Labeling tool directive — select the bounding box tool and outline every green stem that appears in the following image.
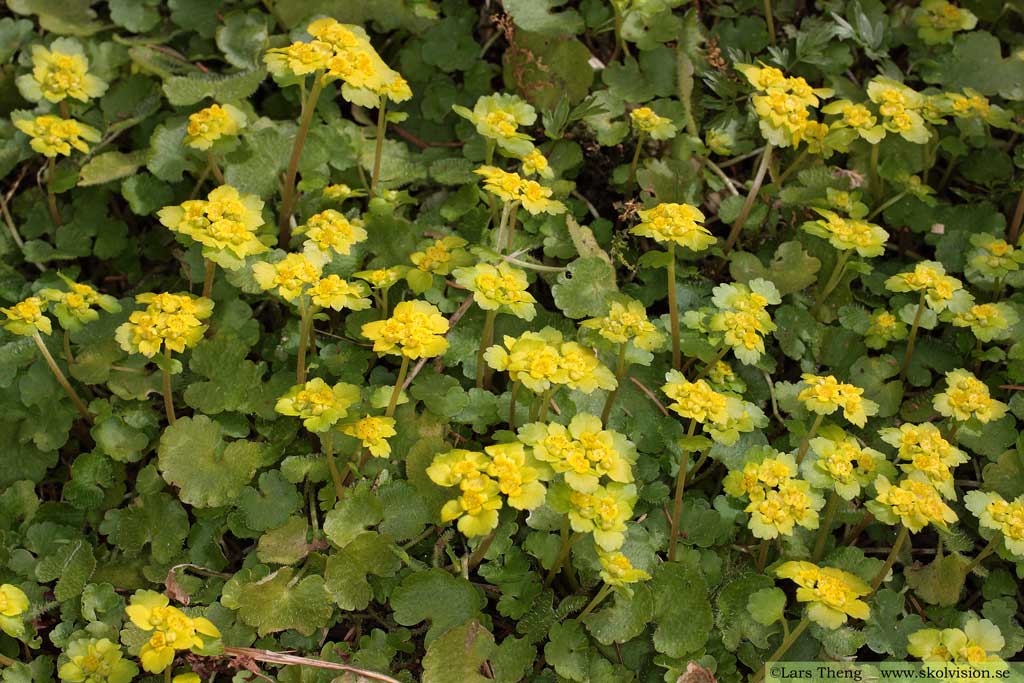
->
[963,534,1001,575]
[601,343,629,425]
[898,293,927,380]
[504,203,519,253]
[278,76,324,247]
[161,353,175,426]
[494,201,513,253]
[668,419,698,562]
[812,490,842,562]
[484,139,497,224]
[763,0,776,45]
[869,143,882,197]
[812,249,851,316]
[476,309,497,389]
[775,150,807,186]
[467,530,498,572]
[0,653,18,667]
[751,618,811,683]
[870,525,910,591]
[1008,186,1024,245]
[296,300,315,384]
[667,243,680,369]
[628,132,644,192]
[201,259,216,299]
[867,191,907,221]
[207,152,225,185]
[33,331,91,423]
[794,413,824,466]
[509,381,520,430]
[723,144,773,255]
[579,584,613,619]
[756,538,771,572]
[370,96,388,196]
[164,666,172,683]
[695,345,729,381]
[63,329,74,365]
[386,356,410,418]
[323,431,344,501]
[537,386,556,422]
[545,522,580,586]
[46,156,62,226]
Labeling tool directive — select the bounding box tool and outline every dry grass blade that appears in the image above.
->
[222,647,401,683]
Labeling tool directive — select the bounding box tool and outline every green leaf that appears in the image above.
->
[503,31,594,109]
[552,257,617,318]
[422,620,495,683]
[583,583,654,645]
[324,531,401,611]
[35,538,96,602]
[256,516,312,565]
[146,120,194,183]
[184,335,270,416]
[78,151,147,187]
[982,450,1024,498]
[99,493,189,563]
[157,415,263,508]
[747,587,786,626]
[717,573,776,649]
[92,416,149,463]
[651,555,712,657]
[729,242,821,297]
[109,0,161,32]
[236,470,303,532]
[864,589,923,658]
[8,0,103,35]
[920,31,1024,100]
[544,619,590,681]
[503,0,584,36]
[234,568,334,636]
[905,552,969,607]
[323,483,384,548]
[162,69,267,106]
[216,11,269,70]
[391,569,486,644]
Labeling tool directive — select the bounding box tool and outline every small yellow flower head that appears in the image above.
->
[708,280,781,365]
[361,300,449,359]
[802,209,889,257]
[275,377,361,433]
[597,549,651,587]
[453,262,536,320]
[558,342,617,393]
[885,260,963,312]
[0,583,28,638]
[868,475,958,533]
[1,296,52,336]
[252,253,323,302]
[452,93,537,156]
[518,413,635,493]
[115,293,213,358]
[803,430,886,500]
[18,39,107,103]
[518,179,566,216]
[14,115,100,158]
[341,415,397,457]
[581,298,664,351]
[58,638,138,683]
[410,236,471,276]
[265,39,335,78]
[864,309,908,349]
[775,562,871,629]
[553,481,637,551]
[866,77,930,144]
[39,277,121,332]
[474,166,524,203]
[426,449,491,488]
[723,451,798,499]
[662,369,729,424]
[798,374,878,427]
[484,328,568,394]
[745,478,824,539]
[125,590,220,673]
[908,618,1005,664]
[484,442,548,511]
[629,106,677,140]
[438,473,503,537]
[520,148,553,179]
[631,202,713,252]
[967,234,1024,280]
[354,267,404,290]
[879,422,966,499]
[308,275,371,312]
[965,490,1024,559]
[914,0,977,45]
[158,185,267,268]
[296,209,368,263]
[736,63,788,92]
[185,103,246,150]
[322,183,366,203]
[173,675,201,683]
[933,368,1008,423]
[820,100,885,144]
[949,302,1018,342]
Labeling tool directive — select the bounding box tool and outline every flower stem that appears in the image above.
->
[509,381,520,429]
[899,293,927,381]
[494,201,513,253]
[869,143,882,197]
[476,309,497,389]
[695,344,729,380]
[33,331,91,423]
[0,652,19,667]
[467,530,498,572]
[763,0,776,45]
[668,419,698,562]
[63,329,74,364]
[207,152,225,185]
[545,522,580,586]
[812,490,842,561]
[723,144,773,255]
[201,259,216,299]
[867,191,907,221]
[296,300,315,384]
[794,413,824,466]
[870,525,910,591]
[1008,186,1024,244]
[161,353,176,425]
[370,96,388,196]
[963,534,1001,575]
[627,132,644,192]
[323,431,344,501]
[386,356,411,418]
[751,618,811,683]
[46,157,62,226]
[667,243,681,369]
[164,667,172,683]
[775,150,808,186]
[537,386,556,422]
[756,537,771,572]
[278,76,324,247]
[601,343,629,425]
[579,584,613,619]
[811,249,851,317]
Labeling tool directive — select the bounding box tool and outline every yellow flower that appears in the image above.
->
[173,675,201,683]
[439,473,503,537]
[158,185,267,268]
[520,149,553,178]
[296,209,368,263]
[798,374,878,427]
[884,260,963,312]
[264,40,335,77]
[484,443,548,510]
[322,183,366,203]
[361,300,449,359]
[252,253,323,301]
[914,0,977,44]
[803,430,885,500]
[14,115,100,157]
[308,275,371,312]
[58,637,138,683]
[453,262,536,320]
[0,584,28,618]
[484,329,568,394]
[558,342,617,394]
[735,62,788,92]
[908,619,1004,664]
[410,236,471,276]
[864,309,908,349]
[185,103,246,150]
[776,561,871,629]
[518,413,635,493]
[745,478,824,539]
[879,423,966,499]
[39,277,121,332]
[868,475,958,532]
[629,106,677,140]
[126,590,219,673]
[518,179,566,216]
[933,368,1008,423]
[555,482,637,551]
[581,298,664,351]
[1,296,52,336]
[275,377,361,433]
[802,209,889,257]
[597,549,651,586]
[452,93,536,156]
[341,415,397,457]
[114,293,213,358]
[18,40,107,103]
[427,449,491,488]
[866,77,930,144]
[948,302,1018,342]
[631,202,714,251]
[724,451,798,499]
[662,370,729,424]
[820,100,885,144]
[708,280,781,365]
[475,166,525,202]
[965,490,1024,559]
[967,234,1024,280]
[354,267,404,290]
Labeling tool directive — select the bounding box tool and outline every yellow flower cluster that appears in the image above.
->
[708,279,781,365]
[519,149,553,179]
[551,481,638,551]
[885,260,964,312]
[0,583,29,638]
[581,298,664,351]
[296,209,368,264]
[474,166,566,215]
[308,274,371,312]
[724,449,824,539]
[265,18,410,106]
[629,106,677,140]
[866,77,931,144]
[776,561,871,629]
[908,619,1004,664]
[597,549,651,587]
[820,100,885,145]
[126,591,220,673]
[737,63,833,148]
[340,415,397,457]
[879,423,967,499]
[159,185,268,268]
[184,103,246,150]
[518,413,636,494]
[58,637,138,683]
[803,428,885,500]
[410,236,471,276]
[361,300,449,359]
[868,475,958,533]
[452,93,537,156]
[453,262,536,320]
[14,115,100,157]
[965,490,1024,559]
[17,40,107,103]
[798,373,879,427]
[322,183,365,203]
[802,209,889,257]
[484,327,616,394]
[115,293,213,358]
[1,296,53,336]
[913,0,978,45]
[630,202,714,252]
[252,252,323,301]
[662,370,729,424]
[966,234,1024,281]
[427,444,547,536]
[933,368,1008,423]
[40,276,120,332]
[947,301,1018,342]
[864,309,908,349]
[275,377,361,433]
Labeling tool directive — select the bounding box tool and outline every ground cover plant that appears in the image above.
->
[3,0,1024,681]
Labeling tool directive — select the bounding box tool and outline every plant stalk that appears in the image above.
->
[750,618,811,683]
[46,157,62,226]
[202,259,216,299]
[278,77,324,247]
[899,293,927,380]
[794,413,824,466]
[627,132,644,192]
[386,356,411,418]
[33,331,91,423]
[579,584,613,619]
[812,249,851,316]
[668,419,698,562]
[963,534,1001,575]
[870,525,910,591]
[370,96,388,195]
[161,353,176,425]
[323,431,344,501]
[476,309,497,389]
[667,243,680,369]
[601,343,629,425]
[812,490,842,561]
[296,300,315,384]
[723,144,773,255]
